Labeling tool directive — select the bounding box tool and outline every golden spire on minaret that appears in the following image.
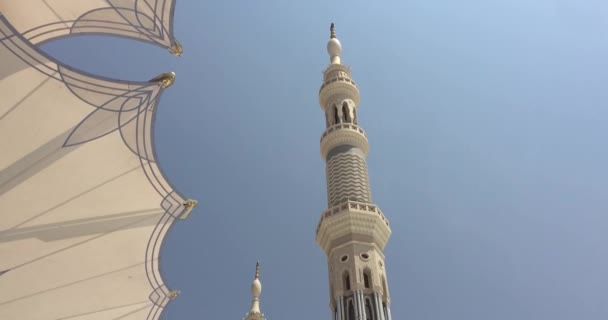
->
[254,261,260,279]
[330,22,336,39]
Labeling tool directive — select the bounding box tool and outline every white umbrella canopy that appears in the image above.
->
[0,0,182,54]
[0,13,192,320]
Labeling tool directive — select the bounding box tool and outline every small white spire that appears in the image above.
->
[246,261,264,320]
[327,23,342,64]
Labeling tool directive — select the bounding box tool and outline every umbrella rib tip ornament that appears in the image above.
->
[149,71,176,88]
[168,39,183,56]
[168,290,181,300]
[180,199,198,220]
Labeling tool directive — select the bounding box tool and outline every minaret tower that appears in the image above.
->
[316,24,393,320]
[244,262,265,320]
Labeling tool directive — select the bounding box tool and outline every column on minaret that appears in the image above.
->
[316,24,393,320]
[243,262,265,320]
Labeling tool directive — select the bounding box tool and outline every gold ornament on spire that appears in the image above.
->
[168,39,183,56]
[168,290,180,300]
[254,261,260,279]
[330,23,336,39]
[148,71,176,88]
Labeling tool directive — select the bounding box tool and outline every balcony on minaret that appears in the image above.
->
[319,64,361,132]
[319,66,358,94]
[320,123,368,161]
[316,200,391,254]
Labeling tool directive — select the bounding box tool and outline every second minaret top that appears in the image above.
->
[244,262,265,320]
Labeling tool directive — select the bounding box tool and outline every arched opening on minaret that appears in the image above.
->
[343,271,351,291]
[381,276,388,300]
[342,102,350,123]
[363,270,371,289]
[346,299,355,320]
[383,302,388,320]
[365,297,374,320]
[333,104,339,125]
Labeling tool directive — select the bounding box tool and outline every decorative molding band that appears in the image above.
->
[319,80,360,110]
[316,201,392,253]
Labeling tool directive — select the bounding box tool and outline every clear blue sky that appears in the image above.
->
[43,0,608,319]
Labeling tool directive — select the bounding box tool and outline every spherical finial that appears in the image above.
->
[327,23,342,62]
[251,261,262,298]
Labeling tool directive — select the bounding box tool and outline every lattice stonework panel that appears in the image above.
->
[326,151,372,207]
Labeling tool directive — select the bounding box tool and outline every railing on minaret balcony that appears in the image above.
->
[321,123,366,142]
[316,200,390,235]
[319,123,369,160]
[319,76,357,93]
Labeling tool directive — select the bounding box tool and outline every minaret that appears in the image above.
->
[316,24,393,320]
[244,262,265,320]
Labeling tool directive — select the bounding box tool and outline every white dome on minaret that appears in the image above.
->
[327,38,342,56]
[327,23,342,64]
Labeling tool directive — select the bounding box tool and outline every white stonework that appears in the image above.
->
[326,152,373,206]
[0,3,191,319]
[316,24,393,320]
[0,0,182,53]
[320,123,369,160]
[316,201,391,254]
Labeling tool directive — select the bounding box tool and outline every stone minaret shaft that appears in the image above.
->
[316,24,393,320]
